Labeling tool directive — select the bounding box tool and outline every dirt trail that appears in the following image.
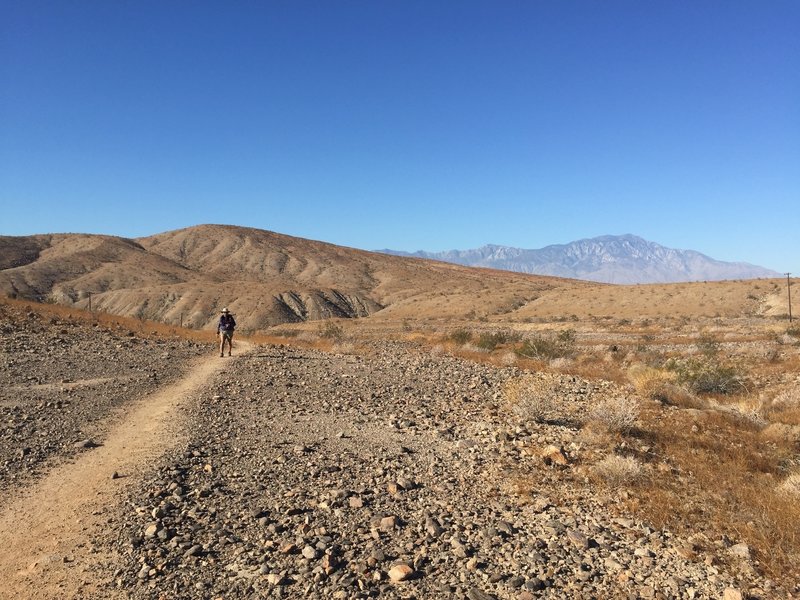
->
[0,349,242,599]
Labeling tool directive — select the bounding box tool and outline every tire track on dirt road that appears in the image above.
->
[0,349,245,599]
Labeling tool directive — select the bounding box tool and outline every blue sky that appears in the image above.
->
[1,2,798,273]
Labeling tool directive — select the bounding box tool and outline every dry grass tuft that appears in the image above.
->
[505,376,562,424]
[584,396,639,434]
[764,386,800,426]
[779,472,800,497]
[628,364,675,400]
[590,454,644,487]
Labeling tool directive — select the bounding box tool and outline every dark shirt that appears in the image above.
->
[218,314,236,332]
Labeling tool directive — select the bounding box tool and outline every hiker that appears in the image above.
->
[217,307,236,357]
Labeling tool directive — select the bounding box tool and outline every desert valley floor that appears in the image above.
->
[1,297,799,599]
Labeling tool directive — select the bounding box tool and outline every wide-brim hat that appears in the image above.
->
[221,308,230,313]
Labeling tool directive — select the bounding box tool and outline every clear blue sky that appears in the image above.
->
[1,1,798,273]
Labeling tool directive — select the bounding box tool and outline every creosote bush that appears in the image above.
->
[664,357,748,395]
[448,329,472,345]
[516,329,575,360]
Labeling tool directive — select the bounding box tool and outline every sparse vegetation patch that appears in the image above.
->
[448,328,472,345]
[585,396,640,433]
[505,376,562,424]
[317,321,344,341]
[590,454,644,487]
[665,357,749,395]
[515,329,575,360]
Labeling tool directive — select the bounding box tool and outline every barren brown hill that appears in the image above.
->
[0,234,199,301]
[0,225,577,329]
[0,225,789,330]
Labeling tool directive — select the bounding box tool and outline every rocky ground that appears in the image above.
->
[100,343,779,599]
[0,302,791,599]
[0,303,203,495]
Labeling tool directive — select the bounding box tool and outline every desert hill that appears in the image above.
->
[0,225,578,330]
[0,225,790,330]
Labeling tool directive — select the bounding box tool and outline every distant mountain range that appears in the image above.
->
[379,235,780,284]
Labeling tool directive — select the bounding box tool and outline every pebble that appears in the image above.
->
[388,563,414,582]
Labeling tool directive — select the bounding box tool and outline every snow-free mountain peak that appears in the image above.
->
[380,235,779,284]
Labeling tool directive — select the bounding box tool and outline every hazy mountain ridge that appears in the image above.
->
[382,234,780,284]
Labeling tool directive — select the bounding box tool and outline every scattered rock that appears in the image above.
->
[388,563,414,582]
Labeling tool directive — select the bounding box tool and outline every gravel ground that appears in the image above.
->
[0,301,788,599]
[0,303,203,495]
[97,342,782,599]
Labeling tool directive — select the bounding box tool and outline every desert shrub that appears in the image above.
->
[499,352,517,366]
[449,329,472,345]
[628,364,675,401]
[665,357,748,395]
[331,341,355,355]
[590,455,643,486]
[697,334,721,357]
[505,377,561,424]
[585,396,639,433]
[318,321,344,340]
[516,329,575,360]
[476,332,505,351]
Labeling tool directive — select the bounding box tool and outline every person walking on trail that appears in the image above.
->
[217,308,236,357]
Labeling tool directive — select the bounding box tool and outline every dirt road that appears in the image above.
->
[0,351,231,599]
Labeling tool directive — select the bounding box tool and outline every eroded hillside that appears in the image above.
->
[1,225,577,329]
[0,225,789,332]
